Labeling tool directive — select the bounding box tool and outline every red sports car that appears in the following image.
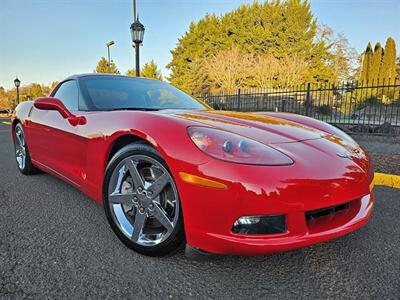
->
[12,74,374,256]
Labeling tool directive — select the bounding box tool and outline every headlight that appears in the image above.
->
[187,127,293,166]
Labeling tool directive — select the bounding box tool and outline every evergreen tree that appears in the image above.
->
[141,60,163,80]
[126,61,163,80]
[380,37,397,84]
[167,0,334,94]
[125,68,136,77]
[167,14,222,94]
[380,38,397,101]
[370,42,383,84]
[95,57,120,74]
[359,43,373,84]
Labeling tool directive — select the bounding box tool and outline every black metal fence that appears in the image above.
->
[197,79,400,135]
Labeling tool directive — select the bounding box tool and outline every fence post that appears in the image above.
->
[281,99,286,112]
[305,82,311,116]
[237,88,241,111]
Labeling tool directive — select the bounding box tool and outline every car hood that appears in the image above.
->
[167,110,330,145]
[164,109,370,178]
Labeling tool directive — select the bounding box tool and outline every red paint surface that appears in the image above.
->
[13,101,374,255]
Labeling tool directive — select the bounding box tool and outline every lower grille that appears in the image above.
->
[305,202,350,221]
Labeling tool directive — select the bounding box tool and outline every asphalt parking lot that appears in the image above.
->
[0,120,399,299]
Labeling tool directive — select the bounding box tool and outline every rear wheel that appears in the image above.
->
[14,123,40,175]
[103,143,185,256]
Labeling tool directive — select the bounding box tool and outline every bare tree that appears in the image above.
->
[278,54,309,87]
[252,53,280,89]
[203,46,253,92]
[203,48,308,92]
[316,24,358,82]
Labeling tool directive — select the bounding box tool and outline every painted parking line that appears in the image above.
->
[1,121,11,125]
[374,173,400,189]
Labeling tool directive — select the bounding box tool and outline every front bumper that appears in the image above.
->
[175,146,374,255]
[186,193,373,255]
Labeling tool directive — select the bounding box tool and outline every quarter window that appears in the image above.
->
[54,80,79,111]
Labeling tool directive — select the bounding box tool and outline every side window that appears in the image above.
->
[54,80,79,111]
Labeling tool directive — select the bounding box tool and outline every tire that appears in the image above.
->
[103,142,185,256]
[14,123,40,175]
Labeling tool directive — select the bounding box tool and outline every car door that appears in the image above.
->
[28,80,86,187]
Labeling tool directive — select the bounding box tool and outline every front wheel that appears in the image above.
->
[103,143,185,256]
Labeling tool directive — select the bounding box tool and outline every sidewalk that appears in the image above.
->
[353,134,400,175]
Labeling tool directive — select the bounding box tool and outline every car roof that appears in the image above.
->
[64,73,160,82]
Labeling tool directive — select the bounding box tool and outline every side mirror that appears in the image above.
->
[34,97,72,118]
[33,97,86,126]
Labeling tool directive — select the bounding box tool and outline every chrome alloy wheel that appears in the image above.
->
[107,155,179,247]
[15,125,26,170]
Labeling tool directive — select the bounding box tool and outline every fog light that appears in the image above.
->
[232,215,286,234]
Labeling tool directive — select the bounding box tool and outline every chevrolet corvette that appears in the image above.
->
[12,74,374,256]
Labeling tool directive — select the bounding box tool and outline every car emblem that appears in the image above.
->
[337,151,352,159]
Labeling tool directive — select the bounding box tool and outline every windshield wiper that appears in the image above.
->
[104,107,160,111]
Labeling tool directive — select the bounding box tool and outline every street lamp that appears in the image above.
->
[14,77,20,107]
[130,17,145,76]
[106,41,115,73]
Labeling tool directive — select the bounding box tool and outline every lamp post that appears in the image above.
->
[14,77,20,107]
[130,0,145,77]
[106,41,115,73]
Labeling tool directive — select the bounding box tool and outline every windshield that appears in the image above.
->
[78,76,207,111]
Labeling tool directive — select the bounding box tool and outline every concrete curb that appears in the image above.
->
[374,172,400,189]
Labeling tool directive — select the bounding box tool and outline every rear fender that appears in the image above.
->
[11,101,34,143]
